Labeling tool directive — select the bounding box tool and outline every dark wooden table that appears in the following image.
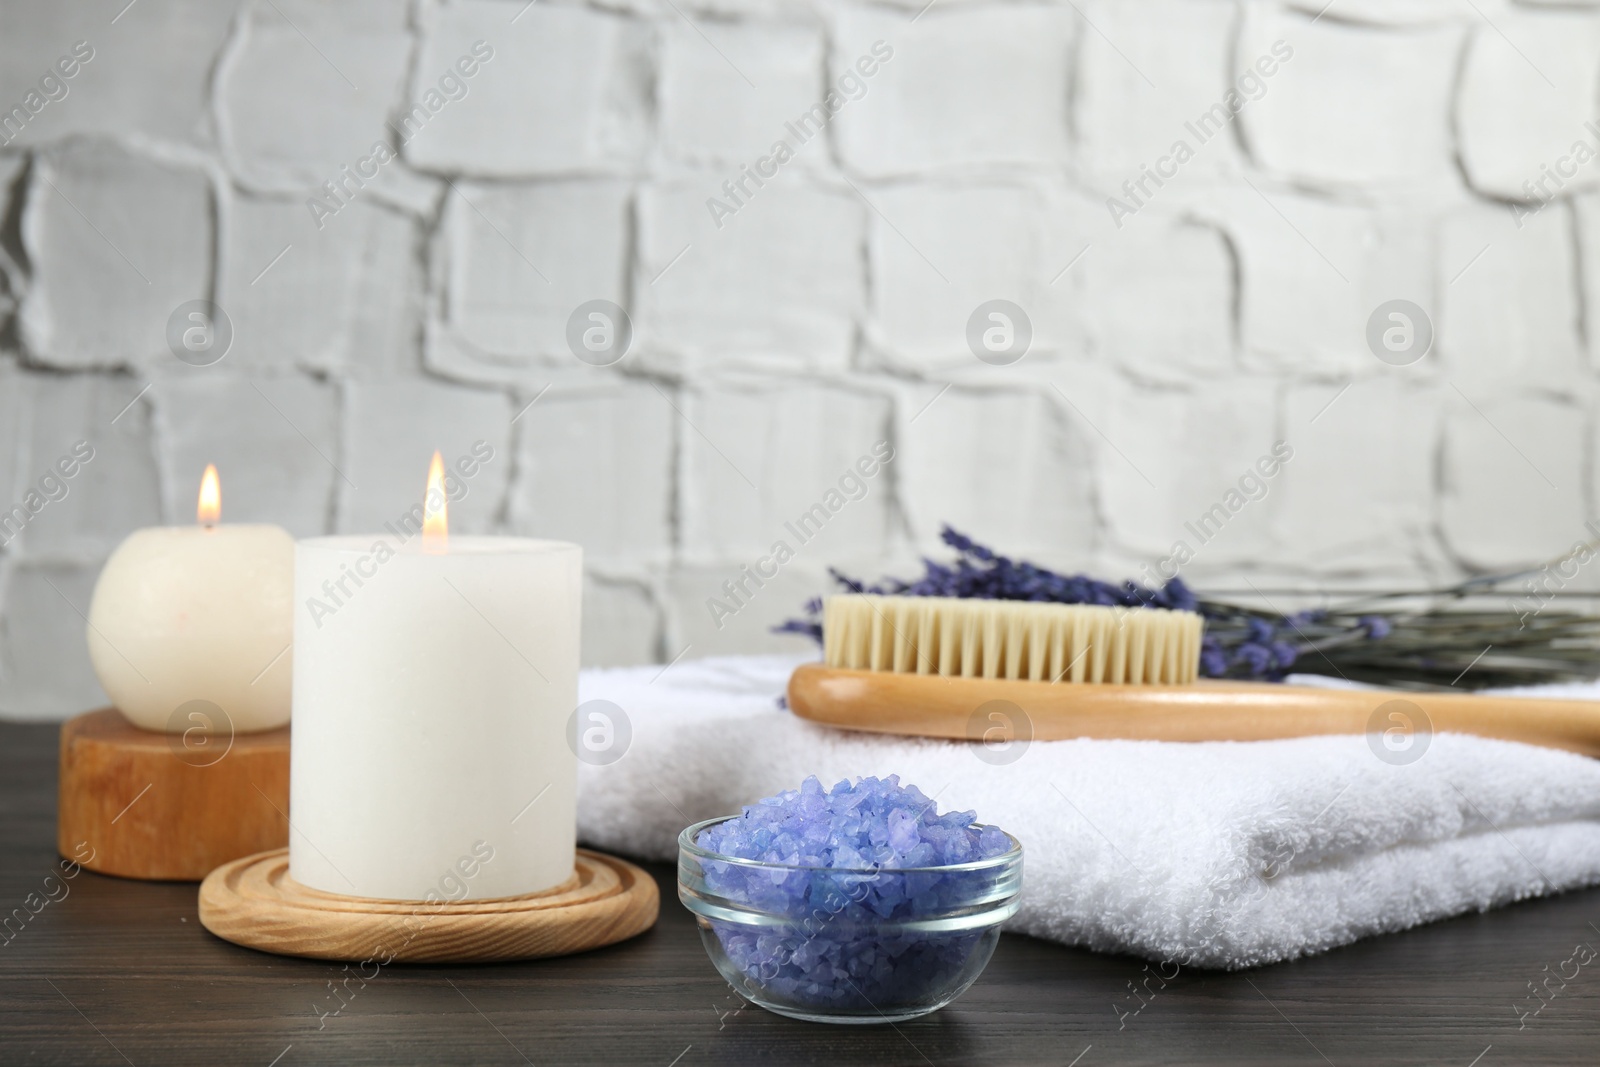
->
[3,722,1598,1065]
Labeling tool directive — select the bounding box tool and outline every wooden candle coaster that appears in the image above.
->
[198,848,660,963]
[58,708,289,881]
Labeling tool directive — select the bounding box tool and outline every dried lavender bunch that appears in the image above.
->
[1256,593,1600,690]
[773,527,1600,689]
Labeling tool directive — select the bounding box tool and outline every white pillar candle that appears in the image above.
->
[87,465,293,734]
[289,528,582,901]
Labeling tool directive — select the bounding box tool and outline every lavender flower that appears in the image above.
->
[1358,615,1392,640]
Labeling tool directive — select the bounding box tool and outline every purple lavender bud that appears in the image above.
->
[1161,576,1199,612]
[1237,643,1273,677]
[941,525,995,562]
[828,567,867,594]
[771,619,823,642]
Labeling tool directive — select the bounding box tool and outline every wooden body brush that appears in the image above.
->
[786,595,1600,757]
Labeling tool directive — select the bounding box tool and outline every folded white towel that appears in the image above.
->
[576,654,1600,969]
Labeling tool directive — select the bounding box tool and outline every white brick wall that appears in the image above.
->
[865,183,1054,369]
[20,142,214,369]
[510,379,674,566]
[222,197,423,374]
[677,380,893,560]
[1441,396,1587,571]
[1098,376,1279,566]
[1276,376,1439,573]
[659,19,824,165]
[432,179,631,367]
[1079,218,1234,384]
[153,374,339,535]
[1439,201,1586,391]
[217,1,413,187]
[0,2,234,147]
[1074,0,1239,183]
[338,378,512,534]
[2,0,1598,718]
[635,180,864,372]
[403,2,652,176]
[1239,11,1462,187]
[0,369,162,555]
[898,385,1096,560]
[831,6,1073,176]
[1457,11,1600,200]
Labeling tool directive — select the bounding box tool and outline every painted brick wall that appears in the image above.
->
[0,0,1594,718]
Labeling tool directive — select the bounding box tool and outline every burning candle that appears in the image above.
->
[86,465,295,733]
[290,453,582,901]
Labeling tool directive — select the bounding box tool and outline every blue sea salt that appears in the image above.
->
[694,776,1014,1014]
[700,775,1011,871]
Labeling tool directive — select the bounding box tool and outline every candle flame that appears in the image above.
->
[422,451,448,551]
[197,464,221,526]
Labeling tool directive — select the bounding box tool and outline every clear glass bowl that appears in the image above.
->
[677,815,1023,1024]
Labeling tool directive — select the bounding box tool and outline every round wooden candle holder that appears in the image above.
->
[198,848,659,963]
[57,708,290,881]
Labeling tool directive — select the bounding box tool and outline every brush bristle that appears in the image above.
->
[823,594,1203,685]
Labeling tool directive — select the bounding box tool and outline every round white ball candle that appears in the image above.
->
[289,482,581,900]
[86,465,294,734]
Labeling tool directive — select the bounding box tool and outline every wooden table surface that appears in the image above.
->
[3,721,1599,1066]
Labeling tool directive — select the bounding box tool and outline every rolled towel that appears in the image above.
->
[576,654,1600,969]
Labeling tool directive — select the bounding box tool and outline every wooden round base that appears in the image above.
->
[198,848,660,963]
[58,708,290,881]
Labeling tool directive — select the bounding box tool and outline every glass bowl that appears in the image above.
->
[677,815,1023,1024]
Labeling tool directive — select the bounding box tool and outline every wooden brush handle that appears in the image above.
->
[787,664,1600,757]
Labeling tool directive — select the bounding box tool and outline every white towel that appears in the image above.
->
[575,654,1600,969]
